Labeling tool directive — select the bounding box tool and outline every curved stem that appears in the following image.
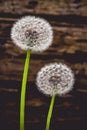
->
[46,95,56,130]
[20,50,31,130]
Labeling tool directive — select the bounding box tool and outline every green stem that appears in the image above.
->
[20,50,31,130]
[46,95,56,130]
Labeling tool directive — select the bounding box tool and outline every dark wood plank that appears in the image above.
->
[0,0,87,130]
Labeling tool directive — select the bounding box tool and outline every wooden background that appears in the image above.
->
[0,0,87,130]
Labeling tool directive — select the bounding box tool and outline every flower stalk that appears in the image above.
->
[46,95,56,130]
[20,50,31,130]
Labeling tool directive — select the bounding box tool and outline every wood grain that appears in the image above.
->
[0,0,87,130]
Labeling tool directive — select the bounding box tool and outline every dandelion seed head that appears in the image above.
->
[36,63,74,96]
[11,16,53,52]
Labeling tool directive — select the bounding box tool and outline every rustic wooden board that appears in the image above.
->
[0,0,87,130]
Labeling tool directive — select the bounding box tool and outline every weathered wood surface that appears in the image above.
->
[0,0,87,130]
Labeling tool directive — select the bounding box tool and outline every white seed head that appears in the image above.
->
[36,63,74,96]
[11,16,53,52]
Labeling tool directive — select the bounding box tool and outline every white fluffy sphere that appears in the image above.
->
[11,16,53,52]
[36,63,74,96]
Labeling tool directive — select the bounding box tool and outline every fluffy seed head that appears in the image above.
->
[36,63,74,96]
[11,16,53,52]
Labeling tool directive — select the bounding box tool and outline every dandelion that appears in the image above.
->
[11,16,53,130]
[36,62,74,96]
[36,62,74,130]
[11,16,53,52]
